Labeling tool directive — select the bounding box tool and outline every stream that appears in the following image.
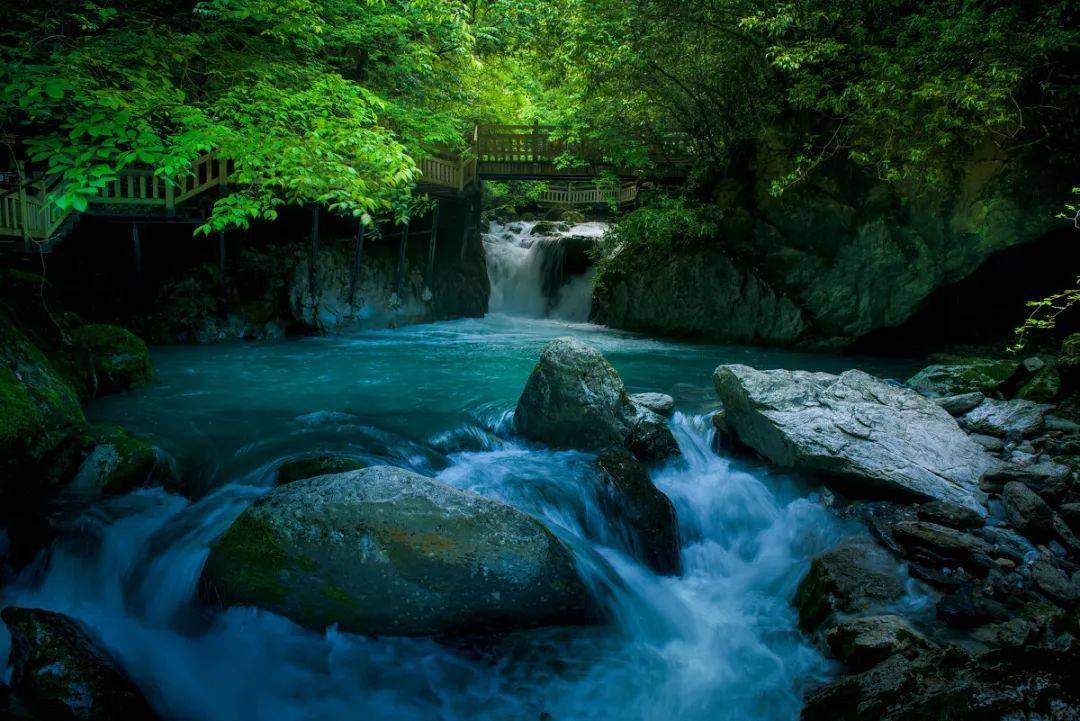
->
[0,221,921,721]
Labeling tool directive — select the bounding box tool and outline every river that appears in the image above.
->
[0,221,920,721]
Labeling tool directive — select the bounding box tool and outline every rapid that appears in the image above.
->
[0,221,919,721]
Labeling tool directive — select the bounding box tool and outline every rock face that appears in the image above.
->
[713,365,995,512]
[200,466,594,636]
[71,324,153,395]
[592,148,1062,347]
[2,606,158,721]
[794,537,906,631]
[514,338,679,462]
[906,359,1018,398]
[594,450,680,575]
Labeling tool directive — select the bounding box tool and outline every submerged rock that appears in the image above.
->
[275,454,366,485]
[200,466,594,636]
[2,606,158,721]
[514,337,679,462]
[794,537,907,632]
[713,365,994,512]
[594,450,680,575]
[71,324,153,396]
[906,358,1018,397]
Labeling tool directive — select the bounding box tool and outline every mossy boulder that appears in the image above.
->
[70,424,174,496]
[0,313,86,493]
[906,358,1019,398]
[794,537,907,632]
[2,606,159,721]
[275,454,367,485]
[1016,366,1061,403]
[71,324,153,396]
[199,466,595,636]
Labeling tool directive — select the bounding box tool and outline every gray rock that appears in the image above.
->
[794,537,906,632]
[906,359,1018,397]
[2,607,159,721]
[1023,356,1048,374]
[1030,559,1079,605]
[933,392,985,416]
[916,500,985,530]
[1003,482,1055,540]
[982,461,1072,502]
[515,338,679,462]
[970,617,1033,648]
[628,392,675,418]
[199,466,594,636]
[960,398,1046,438]
[1060,503,1080,533]
[891,521,996,576]
[972,525,1036,565]
[275,454,366,485]
[825,615,935,670]
[969,433,1004,452]
[1044,415,1080,433]
[713,365,994,513]
[594,450,680,575]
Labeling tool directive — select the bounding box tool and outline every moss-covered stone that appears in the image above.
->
[595,450,680,574]
[275,454,366,485]
[0,312,86,492]
[72,323,153,395]
[906,358,1020,397]
[200,466,595,636]
[2,607,159,721]
[1016,366,1061,403]
[70,424,173,496]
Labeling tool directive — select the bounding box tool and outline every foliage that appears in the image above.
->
[591,196,722,291]
[482,180,550,220]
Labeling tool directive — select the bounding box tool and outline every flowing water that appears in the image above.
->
[1,223,921,720]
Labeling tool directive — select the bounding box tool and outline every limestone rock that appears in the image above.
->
[200,466,594,636]
[515,338,679,462]
[2,607,158,721]
[594,450,680,575]
[794,537,906,632]
[628,392,675,418]
[960,398,1046,438]
[933,392,985,416]
[713,364,994,512]
[906,359,1018,398]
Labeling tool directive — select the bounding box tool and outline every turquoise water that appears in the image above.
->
[0,312,921,721]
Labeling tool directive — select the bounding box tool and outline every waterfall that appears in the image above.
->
[483,220,607,322]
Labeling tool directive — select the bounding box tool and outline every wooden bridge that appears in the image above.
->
[1,124,685,248]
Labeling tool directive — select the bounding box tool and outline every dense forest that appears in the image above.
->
[2,2,1080,721]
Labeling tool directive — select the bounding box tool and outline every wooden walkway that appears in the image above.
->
[2,124,682,247]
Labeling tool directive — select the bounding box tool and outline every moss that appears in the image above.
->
[1016,367,1061,403]
[907,358,1019,396]
[71,323,153,395]
[201,510,292,605]
[72,424,168,495]
[275,454,366,485]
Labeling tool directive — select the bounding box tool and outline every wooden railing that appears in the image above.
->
[535,181,638,207]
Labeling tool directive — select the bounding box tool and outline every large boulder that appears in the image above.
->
[514,338,679,462]
[794,537,907,632]
[199,466,594,636]
[713,365,995,512]
[906,358,1019,398]
[594,450,680,574]
[71,324,153,396]
[2,607,158,721]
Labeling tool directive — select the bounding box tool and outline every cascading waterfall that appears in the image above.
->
[0,319,921,721]
[483,220,608,321]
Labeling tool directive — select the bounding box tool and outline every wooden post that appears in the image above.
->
[308,205,319,304]
[18,185,30,249]
[164,180,175,216]
[132,223,143,294]
[348,222,366,309]
[218,230,229,318]
[532,119,540,170]
[426,201,440,286]
[396,220,409,298]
